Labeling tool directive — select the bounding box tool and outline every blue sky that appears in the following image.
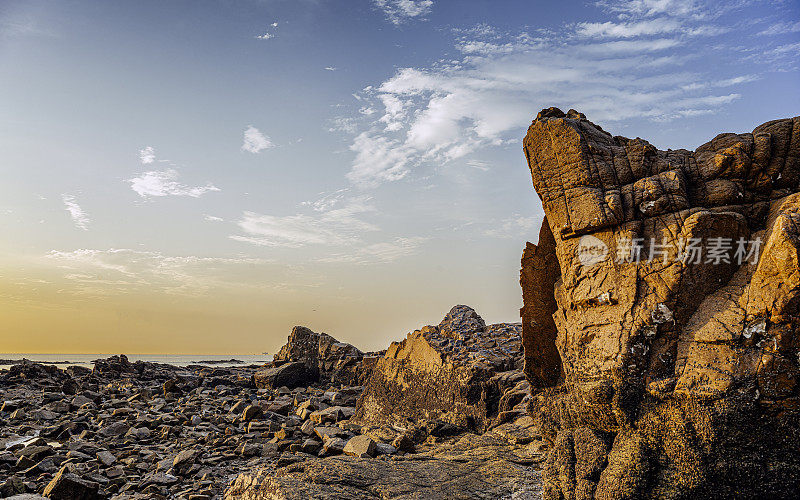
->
[0,0,798,354]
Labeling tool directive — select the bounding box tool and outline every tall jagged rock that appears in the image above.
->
[520,108,800,499]
[354,305,524,433]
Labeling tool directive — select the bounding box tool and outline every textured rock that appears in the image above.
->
[342,435,377,458]
[355,305,523,432]
[521,108,800,499]
[42,466,100,499]
[224,432,542,500]
[252,362,316,390]
[270,326,372,386]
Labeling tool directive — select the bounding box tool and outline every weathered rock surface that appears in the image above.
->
[225,431,543,500]
[521,108,800,499]
[355,305,525,432]
[265,326,374,387]
[253,362,316,390]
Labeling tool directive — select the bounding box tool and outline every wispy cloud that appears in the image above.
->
[203,214,224,222]
[62,195,90,231]
[483,215,538,238]
[318,237,426,264]
[575,18,682,38]
[241,125,274,153]
[255,22,279,40]
[139,146,155,164]
[466,159,490,171]
[127,170,220,198]
[759,21,800,36]
[231,197,378,248]
[373,0,434,25]
[46,249,275,296]
[325,66,338,71]
[339,1,770,188]
[595,0,704,19]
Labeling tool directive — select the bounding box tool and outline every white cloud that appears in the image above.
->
[484,215,538,238]
[347,132,413,187]
[343,3,764,187]
[255,33,274,40]
[231,197,378,248]
[300,188,350,212]
[241,125,274,153]
[596,0,703,19]
[373,0,434,25]
[466,159,490,171]
[318,237,426,264]
[759,21,800,36]
[46,249,275,296]
[139,146,155,164]
[575,18,682,38]
[325,66,337,71]
[204,214,224,222]
[62,195,90,231]
[127,169,220,198]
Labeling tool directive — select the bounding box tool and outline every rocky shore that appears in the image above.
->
[0,306,542,500]
[3,109,798,500]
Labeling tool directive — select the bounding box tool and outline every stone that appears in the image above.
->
[300,419,316,435]
[125,426,151,440]
[520,108,800,499]
[172,448,201,475]
[391,434,415,452]
[98,421,129,438]
[252,362,316,390]
[70,395,93,408]
[355,305,523,432]
[342,435,377,458]
[96,451,116,467]
[242,404,263,421]
[42,466,100,500]
[320,437,346,456]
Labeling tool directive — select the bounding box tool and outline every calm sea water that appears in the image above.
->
[0,353,272,370]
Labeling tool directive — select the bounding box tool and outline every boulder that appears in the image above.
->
[253,362,316,390]
[354,305,523,432]
[42,466,99,500]
[343,435,377,458]
[520,108,800,499]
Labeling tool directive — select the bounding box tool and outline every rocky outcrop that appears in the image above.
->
[255,327,371,390]
[225,431,542,500]
[354,305,525,433]
[521,108,800,498]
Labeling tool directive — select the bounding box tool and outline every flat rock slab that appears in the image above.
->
[225,433,542,500]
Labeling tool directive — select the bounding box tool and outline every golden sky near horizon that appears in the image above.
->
[2,0,797,355]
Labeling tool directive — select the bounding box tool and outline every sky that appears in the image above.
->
[0,0,798,355]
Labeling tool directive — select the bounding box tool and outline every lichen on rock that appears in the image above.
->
[520,107,800,499]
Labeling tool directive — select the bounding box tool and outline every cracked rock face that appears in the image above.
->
[354,305,524,433]
[520,108,800,499]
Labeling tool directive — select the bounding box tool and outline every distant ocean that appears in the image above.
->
[0,353,272,370]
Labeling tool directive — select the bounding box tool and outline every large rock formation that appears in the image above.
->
[354,305,525,433]
[255,326,372,390]
[520,108,800,498]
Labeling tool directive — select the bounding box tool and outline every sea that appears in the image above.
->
[0,353,272,370]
